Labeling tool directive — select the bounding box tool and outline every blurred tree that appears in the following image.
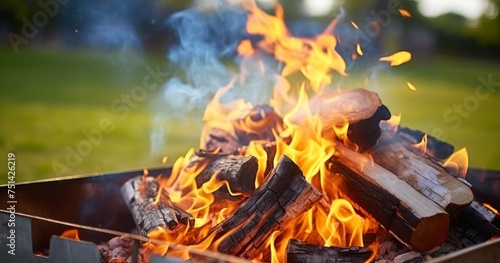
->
[469,0,500,45]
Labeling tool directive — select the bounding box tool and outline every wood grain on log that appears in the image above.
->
[309,88,391,152]
[202,128,244,154]
[121,176,194,236]
[203,155,322,259]
[370,127,473,218]
[286,239,372,263]
[327,144,449,252]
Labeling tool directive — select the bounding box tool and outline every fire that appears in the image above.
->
[146,1,392,261]
[407,81,417,91]
[443,147,469,179]
[483,203,500,216]
[379,51,412,66]
[413,134,428,155]
[60,229,80,241]
[398,9,412,17]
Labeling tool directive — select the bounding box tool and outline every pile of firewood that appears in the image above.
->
[119,88,499,262]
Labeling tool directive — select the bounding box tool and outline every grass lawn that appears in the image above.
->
[1,47,500,184]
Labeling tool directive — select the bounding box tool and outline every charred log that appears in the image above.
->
[370,126,473,218]
[202,128,244,155]
[286,239,372,263]
[188,153,258,206]
[327,144,449,252]
[310,88,391,152]
[203,155,322,259]
[449,203,500,247]
[121,176,194,236]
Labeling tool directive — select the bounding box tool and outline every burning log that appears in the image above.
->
[286,239,372,263]
[188,152,258,206]
[203,155,322,259]
[309,88,391,152]
[202,128,244,154]
[396,126,455,161]
[370,127,474,218]
[328,144,449,252]
[449,202,500,247]
[202,105,284,154]
[121,176,195,236]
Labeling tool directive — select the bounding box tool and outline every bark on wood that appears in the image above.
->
[121,176,194,236]
[286,239,372,263]
[396,126,455,160]
[327,144,449,252]
[203,155,322,259]
[310,88,391,152]
[449,203,500,247]
[188,153,258,206]
[370,127,473,218]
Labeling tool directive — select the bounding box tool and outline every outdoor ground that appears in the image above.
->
[1,47,499,184]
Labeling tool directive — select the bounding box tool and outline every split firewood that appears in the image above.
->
[327,144,449,252]
[202,155,322,259]
[370,126,473,218]
[286,239,372,263]
[449,203,500,247]
[396,126,455,161]
[187,152,258,207]
[121,176,194,236]
[309,88,391,152]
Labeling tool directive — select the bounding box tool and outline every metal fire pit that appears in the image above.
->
[0,167,499,262]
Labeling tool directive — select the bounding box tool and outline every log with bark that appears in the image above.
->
[286,239,372,263]
[202,155,322,259]
[396,126,455,161]
[187,152,258,207]
[309,88,391,152]
[370,125,474,218]
[121,176,195,236]
[327,144,449,252]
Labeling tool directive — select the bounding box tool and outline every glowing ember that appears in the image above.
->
[483,203,500,216]
[399,9,412,17]
[356,43,364,56]
[407,81,417,91]
[379,51,412,66]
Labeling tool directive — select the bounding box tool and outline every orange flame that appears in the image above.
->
[147,1,390,260]
[413,134,428,155]
[443,147,469,179]
[61,229,80,241]
[399,9,412,17]
[483,203,500,216]
[384,113,402,133]
[379,51,412,66]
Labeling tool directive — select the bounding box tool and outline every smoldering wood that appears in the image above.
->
[121,176,194,236]
[396,126,455,160]
[203,155,322,259]
[286,239,372,263]
[202,128,244,154]
[470,200,498,223]
[449,203,500,247]
[309,88,391,152]
[188,153,258,206]
[232,104,284,145]
[370,127,473,219]
[327,144,449,252]
[465,168,500,214]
